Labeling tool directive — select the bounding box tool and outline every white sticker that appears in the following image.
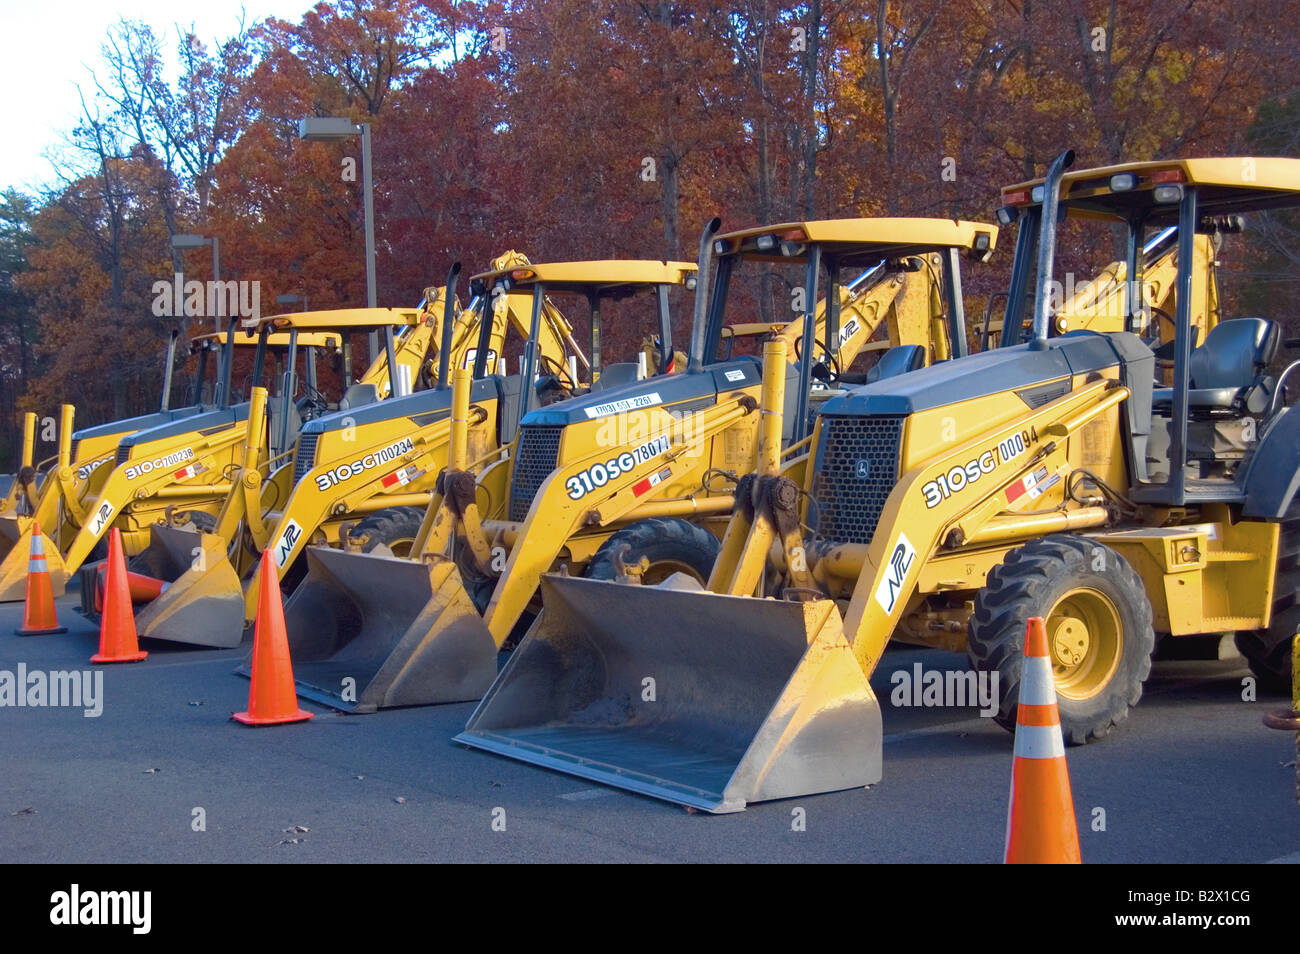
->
[274,519,303,568]
[124,447,195,480]
[874,532,916,614]
[582,392,662,419]
[838,316,861,346]
[565,437,670,500]
[89,500,115,537]
[314,438,415,492]
[724,369,746,382]
[462,348,498,373]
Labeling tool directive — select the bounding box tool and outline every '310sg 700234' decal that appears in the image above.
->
[565,437,670,500]
[921,429,1032,509]
[314,438,414,492]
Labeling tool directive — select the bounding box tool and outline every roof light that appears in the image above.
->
[684,276,698,291]
[713,239,730,256]
[1031,185,1045,203]
[779,240,806,257]
[780,228,807,242]
[754,234,778,252]
[1109,172,1138,192]
[510,268,535,281]
[1153,184,1184,204]
[1002,190,1030,206]
[996,205,1020,226]
[1150,168,1184,185]
[973,231,992,251]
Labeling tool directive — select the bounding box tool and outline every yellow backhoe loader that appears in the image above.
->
[121,255,669,647]
[271,217,1000,712]
[0,301,446,603]
[454,153,1300,812]
[0,332,267,561]
[0,329,347,597]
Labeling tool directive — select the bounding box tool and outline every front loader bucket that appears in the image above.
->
[0,525,66,602]
[125,526,246,648]
[0,515,23,562]
[455,575,883,813]
[251,545,497,713]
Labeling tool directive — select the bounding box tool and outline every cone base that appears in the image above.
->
[232,709,314,726]
[16,625,67,636]
[91,650,148,664]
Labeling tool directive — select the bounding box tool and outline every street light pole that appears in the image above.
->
[298,116,379,360]
[361,123,377,359]
[161,265,179,411]
[170,232,220,411]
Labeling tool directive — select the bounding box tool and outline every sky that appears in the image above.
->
[0,0,312,192]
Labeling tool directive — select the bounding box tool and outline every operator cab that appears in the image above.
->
[466,259,697,434]
[702,218,998,442]
[243,305,427,462]
[1001,156,1300,507]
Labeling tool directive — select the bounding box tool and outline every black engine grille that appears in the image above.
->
[115,444,131,467]
[809,414,904,545]
[294,432,320,484]
[509,425,564,522]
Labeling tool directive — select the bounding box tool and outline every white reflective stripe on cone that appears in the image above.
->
[1012,723,1066,759]
[1019,655,1058,705]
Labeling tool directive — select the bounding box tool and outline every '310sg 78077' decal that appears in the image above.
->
[920,429,1033,509]
[565,437,670,500]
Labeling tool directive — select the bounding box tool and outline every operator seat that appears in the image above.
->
[339,383,381,411]
[589,362,641,393]
[866,344,927,384]
[1152,317,1279,419]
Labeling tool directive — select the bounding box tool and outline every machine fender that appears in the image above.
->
[1243,406,1300,519]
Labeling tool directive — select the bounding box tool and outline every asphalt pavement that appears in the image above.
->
[1,585,1297,864]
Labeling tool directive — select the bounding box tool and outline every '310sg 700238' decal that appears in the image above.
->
[565,437,670,500]
[920,430,1032,509]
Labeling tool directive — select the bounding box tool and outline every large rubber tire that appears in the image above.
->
[1235,502,1300,692]
[348,507,425,558]
[968,535,1155,745]
[584,517,721,586]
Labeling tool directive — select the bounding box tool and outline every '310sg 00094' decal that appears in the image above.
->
[920,430,1032,509]
[314,438,415,492]
[566,437,670,500]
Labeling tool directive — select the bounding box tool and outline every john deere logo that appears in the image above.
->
[856,458,871,479]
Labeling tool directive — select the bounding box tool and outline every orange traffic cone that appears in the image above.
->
[16,521,66,636]
[90,528,148,664]
[92,566,168,613]
[233,550,313,726]
[1004,616,1081,864]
